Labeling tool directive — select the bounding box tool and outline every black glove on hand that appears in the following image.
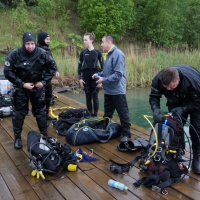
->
[171,107,184,117]
[153,109,165,123]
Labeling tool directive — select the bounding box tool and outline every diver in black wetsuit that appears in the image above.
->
[149,65,200,174]
[37,31,60,120]
[78,33,103,116]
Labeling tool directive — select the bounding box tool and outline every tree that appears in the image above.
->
[132,0,184,47]
[182,0,200,49]
[77,0,135,41]
[36,0,56,24]
[11,0,36,36]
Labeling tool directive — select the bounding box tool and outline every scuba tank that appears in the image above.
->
[0,106,13,117]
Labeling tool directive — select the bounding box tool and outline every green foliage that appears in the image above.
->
[132,0,184,47]
[35,0,56,24]
[2,0,200,51]
[50,40,68,50]
[182,0,200,49]
[25,0,38,6]
[0,54,6,65]
[1,0,21,7]
[77,0,135,41]
[68,33,83,49]
[11,0,37,36]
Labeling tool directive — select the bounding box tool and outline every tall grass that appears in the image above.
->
[52,45,200,88]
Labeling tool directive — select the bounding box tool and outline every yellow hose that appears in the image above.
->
[143,115,159,160]
[49,106,75,120]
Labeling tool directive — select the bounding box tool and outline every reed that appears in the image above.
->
[52,45,200,88]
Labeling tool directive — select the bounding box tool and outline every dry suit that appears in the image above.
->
[149,64,200,174]
[4,32,57,149]
[37,31,59,120]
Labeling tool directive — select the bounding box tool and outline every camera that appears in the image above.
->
[94,74,100,80]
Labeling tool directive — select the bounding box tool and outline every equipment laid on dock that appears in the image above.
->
[0,94,13,119]
[0,76,13,95]
[27,131,80,180]
[110,113,190,195]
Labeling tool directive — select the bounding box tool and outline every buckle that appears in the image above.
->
[162,189,168,195]
[152,186,168,195]
[152,185,161,193]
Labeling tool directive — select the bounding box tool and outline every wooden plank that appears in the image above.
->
[0,92,199,199]
[0,167,39,200]
[52,178,90,200]
[85,167,152,200]
[67,169,117,200]
[1,141,66,200]
[0,174,14,200]
[0,142,40,200]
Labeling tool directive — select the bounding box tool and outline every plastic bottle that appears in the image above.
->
[108,179,128,191]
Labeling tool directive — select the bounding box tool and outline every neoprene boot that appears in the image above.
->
[192,148,200,174]
[93,111,98,117]
[120,135,131,143]
[14,134,23,149]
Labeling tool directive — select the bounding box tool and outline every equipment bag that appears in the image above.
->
[0,95,13,118]
[65,117,122,146]
[110,115,188,195]
[55,108,91,136]
[27,131,78,175]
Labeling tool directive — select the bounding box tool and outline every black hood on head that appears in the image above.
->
[23,32,36,44]
[37,31,50,47]
[22,32,36,55]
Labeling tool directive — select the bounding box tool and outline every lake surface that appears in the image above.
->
[62,87,168,129]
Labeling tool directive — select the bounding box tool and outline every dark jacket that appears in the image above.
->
[149,64,200,111]
[4,46,57,87]
[37,44,59,74]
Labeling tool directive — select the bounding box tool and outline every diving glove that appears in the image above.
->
[153,109,165,123]
[171,107,186,117]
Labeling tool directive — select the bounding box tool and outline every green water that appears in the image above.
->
[63,88,168,129]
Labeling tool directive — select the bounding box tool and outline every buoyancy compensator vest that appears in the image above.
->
[110,114,189,195]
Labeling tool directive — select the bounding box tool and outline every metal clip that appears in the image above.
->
[154,154,161,162]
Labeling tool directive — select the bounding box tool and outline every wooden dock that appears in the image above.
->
[0,93,199,200]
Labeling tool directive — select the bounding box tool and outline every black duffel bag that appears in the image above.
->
[55,108,91,136]
[65,117,122,146]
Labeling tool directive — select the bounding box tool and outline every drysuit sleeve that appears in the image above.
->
[4,50,25,87]
[42,53,57,86]
[149,75,162,111]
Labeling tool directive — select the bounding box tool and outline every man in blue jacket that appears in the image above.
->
[94,35,131,142]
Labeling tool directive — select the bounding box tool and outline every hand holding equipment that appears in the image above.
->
[153,109,165,123]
